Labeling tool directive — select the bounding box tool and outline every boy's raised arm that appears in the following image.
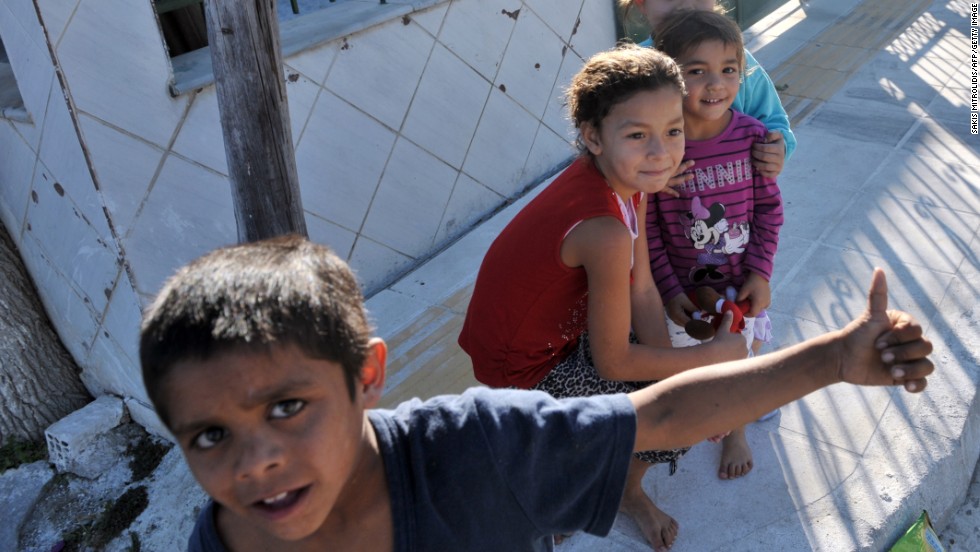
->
[628,268,934,452]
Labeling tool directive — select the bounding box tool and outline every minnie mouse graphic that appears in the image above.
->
[683,196,750,285]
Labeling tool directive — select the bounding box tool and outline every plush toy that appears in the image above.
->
[684,286,751,340]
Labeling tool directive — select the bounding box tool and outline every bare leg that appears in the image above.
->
[619,457,678,551]
[719,426,753,479]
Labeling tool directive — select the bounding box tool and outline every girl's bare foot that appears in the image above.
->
[620,484,679,551]
[719,427,753,479]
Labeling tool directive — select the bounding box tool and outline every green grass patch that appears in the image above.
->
[0,437,47,473]
[60,485,149,551]
[127,434,170,482]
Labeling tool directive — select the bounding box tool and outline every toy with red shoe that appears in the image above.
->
[684,285,751,340]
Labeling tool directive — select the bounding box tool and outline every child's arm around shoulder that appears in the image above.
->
[628,269,933,452]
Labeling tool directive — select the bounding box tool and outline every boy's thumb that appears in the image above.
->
[867,268,888,316]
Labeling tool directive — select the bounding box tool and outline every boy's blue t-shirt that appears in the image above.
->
[640,37,797,161]
[186,388,636,552]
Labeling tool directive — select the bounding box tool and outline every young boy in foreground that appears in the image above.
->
[140,235,933,552]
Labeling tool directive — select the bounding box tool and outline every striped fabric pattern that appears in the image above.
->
[646,111,784,302]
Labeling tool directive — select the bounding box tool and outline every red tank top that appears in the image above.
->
[459,157,639,388]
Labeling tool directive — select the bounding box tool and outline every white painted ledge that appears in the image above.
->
[169,0,446,96]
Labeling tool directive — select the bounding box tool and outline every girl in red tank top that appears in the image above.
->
[460,45,748,549]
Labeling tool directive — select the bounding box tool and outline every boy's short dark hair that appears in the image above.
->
[655,9,746,72]
[566,43,686,140]
[139,235,372,426]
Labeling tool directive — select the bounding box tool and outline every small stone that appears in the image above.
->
[0,461,54,551]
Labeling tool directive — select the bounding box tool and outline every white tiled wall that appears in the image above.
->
[542,51,583,138]
[35,86,108,242]
[171,89,229,176]
[463,88,541,196]
[494,8,566,118]
[15,232,101,364]
[78,114,166,237]
[295,89,398,230]
[0,0,615,425]
[0,0,55,151]
[433,172,504,247]
[24,158,120,316]
[306,212,358,260]
[570,0,618,58]
[35,0,81,48]
[283,68,322,145]
[349,235,415,293]
[439,0,517,81]
[402,43,490,168]
[526,124,577,185]
[0,123,35,228]
[528,0,582,39]
[323,17,433,131]
[56,0,189,149]
[122,154,238,298]
[363,138,459,256]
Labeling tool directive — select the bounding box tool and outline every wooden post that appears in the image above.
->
[204,0,308,241]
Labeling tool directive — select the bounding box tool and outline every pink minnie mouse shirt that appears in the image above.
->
[646,110,784,302]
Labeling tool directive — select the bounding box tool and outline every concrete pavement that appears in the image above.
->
[366,0,980,549]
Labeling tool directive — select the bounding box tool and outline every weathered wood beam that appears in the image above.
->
[204,0,308,242]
